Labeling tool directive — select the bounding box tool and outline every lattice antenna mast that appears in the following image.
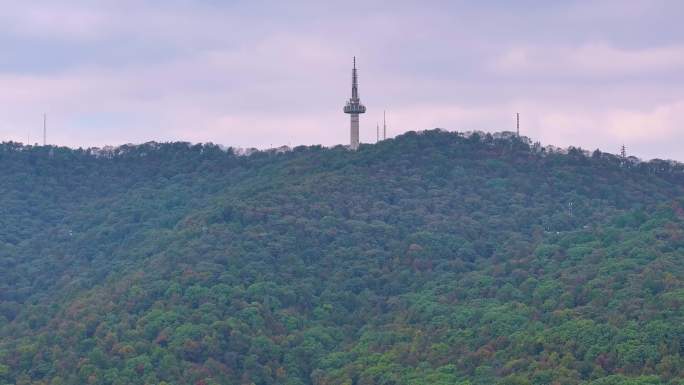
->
[516,113,520,137]
[376,123,379,143]
[621,144,627,158]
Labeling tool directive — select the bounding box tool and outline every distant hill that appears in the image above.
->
[1,130,683,385]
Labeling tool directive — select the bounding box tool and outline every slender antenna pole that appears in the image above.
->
[43,113,47,146]
[516,113,520,137]
[376,123,379,143]
[383,110,387,140]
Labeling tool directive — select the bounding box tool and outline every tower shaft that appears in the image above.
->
[350,114,360,150]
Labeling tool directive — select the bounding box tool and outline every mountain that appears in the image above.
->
[1,130,683,385]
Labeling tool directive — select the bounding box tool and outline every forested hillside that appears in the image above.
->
[1,130,684,385]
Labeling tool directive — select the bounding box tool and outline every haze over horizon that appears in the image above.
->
[1,0,683,160]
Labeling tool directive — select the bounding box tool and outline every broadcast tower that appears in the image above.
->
[343,57,366,150]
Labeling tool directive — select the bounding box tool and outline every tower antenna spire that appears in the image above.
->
[516,112,520,137]
[343,57,366,150]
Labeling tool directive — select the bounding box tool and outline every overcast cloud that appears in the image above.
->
[0,0,683,160]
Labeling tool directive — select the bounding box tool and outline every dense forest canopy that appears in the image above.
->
[1,130,684,385]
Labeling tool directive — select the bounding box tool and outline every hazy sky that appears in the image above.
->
[1,0,683,160]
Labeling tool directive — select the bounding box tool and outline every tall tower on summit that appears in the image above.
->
[343,57,366,150]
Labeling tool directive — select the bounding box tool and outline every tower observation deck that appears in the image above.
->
[343,57,366,150]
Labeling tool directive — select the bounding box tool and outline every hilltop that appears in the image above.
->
[1,130,683,385]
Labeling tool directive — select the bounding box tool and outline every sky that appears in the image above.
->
[0,0,683,160]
